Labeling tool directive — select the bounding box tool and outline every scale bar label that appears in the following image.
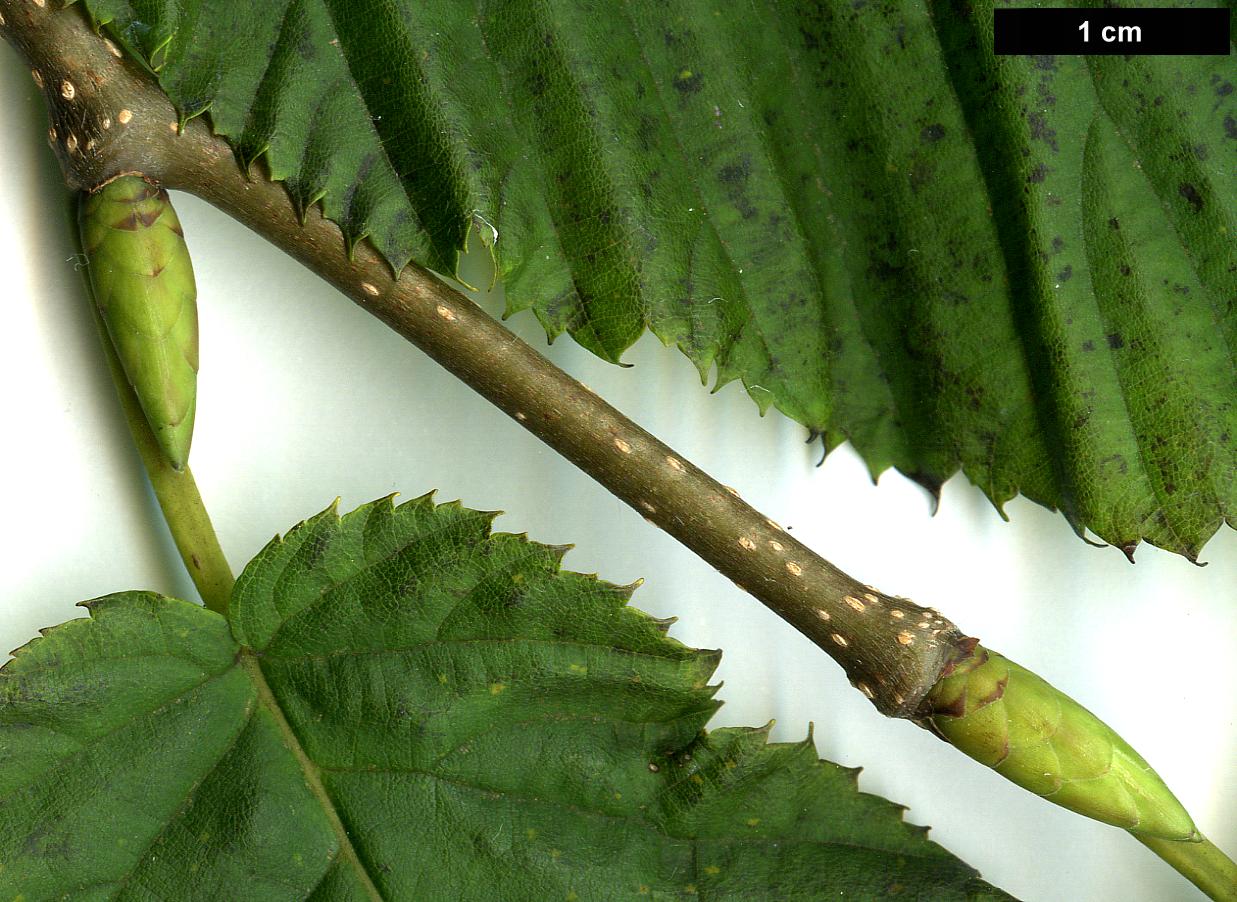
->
[994,8,1230,56]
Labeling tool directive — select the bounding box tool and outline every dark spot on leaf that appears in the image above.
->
[718,158,751,185]
[305,532,330,567]
[1106,333,1125,350]
[1082,340,1095,352]
[1217,81,1234,98]
[1032,55,1056,71]
[1100,453,1129,474]
[1178,182,1203,213]
[1109,217,1120,230]
[1120,264,1131,276]
[635,115,657,151]
[1027,113,1058,152]
[1026,163,1048,183]
[920,123,946,143]
[966,385,983,410]
[1225,115,1237,140]
[1056,265,1072,282]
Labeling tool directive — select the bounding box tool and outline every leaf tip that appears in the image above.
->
[650,615,678,634]
[615,576,644,595]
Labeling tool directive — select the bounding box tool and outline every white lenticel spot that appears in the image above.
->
[769,540,784,552]
[117,109,133,124]
[844,595,866,613]
[614,439,633,454]
[31,69,43,88]
[104,38,123,58]
[890,609,905,620]
[435,305,456,321]
[640,501,656,514]
[786,561,803,576]
[738,536,757,551]
[897,631,914,646]
[863,592,878,604]
[60,80,75,101]
[816,610,831,621]
[857,682,875,699]
[360,282,380,297]
[47,126,57,142]
[666,456,685,472]
[102,117,112,130]
[830,633,849,647]
[514,412,527,421]
[64,133,78,153]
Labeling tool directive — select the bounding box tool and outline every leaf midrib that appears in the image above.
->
[239,650,386,902]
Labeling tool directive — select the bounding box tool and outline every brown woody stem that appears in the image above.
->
[1,0,971,717]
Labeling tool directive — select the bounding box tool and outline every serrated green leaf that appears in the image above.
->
[72,0,1235,558]
[0,496,1012,900]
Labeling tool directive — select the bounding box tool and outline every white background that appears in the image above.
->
[0,47,1233,902]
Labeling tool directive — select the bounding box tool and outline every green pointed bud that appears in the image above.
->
[923,645,1197,841]
[79,177,199,470]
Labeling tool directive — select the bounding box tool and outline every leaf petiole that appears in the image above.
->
[1138,834,1237,902]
